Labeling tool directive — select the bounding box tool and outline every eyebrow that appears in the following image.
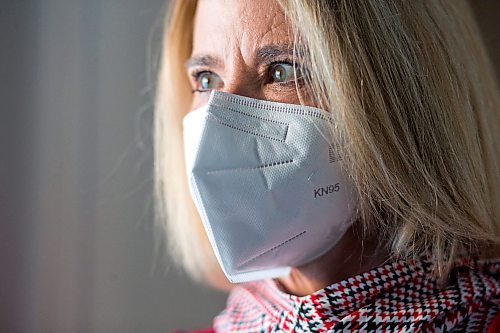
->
[185,44,304,70]
[256,44,295,62]
[184,55,222,70]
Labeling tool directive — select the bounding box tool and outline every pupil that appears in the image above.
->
[201,75,210,89]
[275,66,284,82]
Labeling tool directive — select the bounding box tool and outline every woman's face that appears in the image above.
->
[187,0,307,110]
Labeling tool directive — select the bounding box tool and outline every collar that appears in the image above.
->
[214,257,499,332]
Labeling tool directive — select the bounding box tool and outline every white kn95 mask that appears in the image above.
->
[182,91,357,283]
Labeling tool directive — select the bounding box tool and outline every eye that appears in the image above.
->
[193,71,222,92]
[269,63,295,83]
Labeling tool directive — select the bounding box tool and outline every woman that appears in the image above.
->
[155,0,500,331]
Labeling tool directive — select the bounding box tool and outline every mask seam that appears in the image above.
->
[213,91,327,115]
[212,96,331,122]
[209,101,289,126]
[238,230,308,269]
[209,115,288,142]
[206,159,294,174]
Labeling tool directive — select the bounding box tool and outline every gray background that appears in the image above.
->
[0,1,498,332]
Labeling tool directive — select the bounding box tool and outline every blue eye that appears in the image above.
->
[270,63,295,83]
[197,71,222,91]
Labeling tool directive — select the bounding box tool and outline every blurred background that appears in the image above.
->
[0,1,498,332]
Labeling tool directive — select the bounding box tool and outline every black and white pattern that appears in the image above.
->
[214,257,500,332]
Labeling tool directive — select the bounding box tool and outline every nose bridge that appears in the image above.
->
[221,58,264,100]
[222,80,264,101]
[221,86,257,100]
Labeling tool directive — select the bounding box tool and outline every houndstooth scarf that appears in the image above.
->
[214,257,499,332]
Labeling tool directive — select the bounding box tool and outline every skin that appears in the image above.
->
[187,0,388,296]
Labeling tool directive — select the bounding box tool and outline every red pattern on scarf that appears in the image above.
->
[214,257,499,332]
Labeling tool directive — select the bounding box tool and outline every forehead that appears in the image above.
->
[192,0,292,61]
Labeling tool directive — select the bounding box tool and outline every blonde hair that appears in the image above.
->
[154,0,500,284]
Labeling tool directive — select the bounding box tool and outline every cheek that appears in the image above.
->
[190,92,211,111]
[262,85,316,107]
[263,89,301,104]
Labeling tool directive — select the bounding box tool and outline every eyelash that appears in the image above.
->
[190,70,212,93]
[190,70,210,80]
[189,58,303,93]
[265,57,304,83]
[269,60,294,84]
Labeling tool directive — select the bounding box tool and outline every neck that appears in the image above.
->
[275,224,388,296]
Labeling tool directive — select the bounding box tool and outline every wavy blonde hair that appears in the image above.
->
[154,0,500,284]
